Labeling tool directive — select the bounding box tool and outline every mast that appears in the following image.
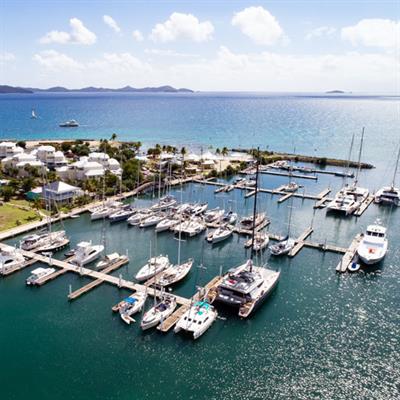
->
[354,127,365,187]
[249,147,260,270]
[344,133,355,187]
[391,144,400,189]
[177,154,184,265]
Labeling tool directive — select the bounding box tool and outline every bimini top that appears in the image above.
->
[194,301,210,315]
[125,297,138,304]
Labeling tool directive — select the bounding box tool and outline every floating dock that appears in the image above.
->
[336,234,363,273]
[259,170,318,180]
[289,227,314,257]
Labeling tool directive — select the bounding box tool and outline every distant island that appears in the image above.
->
[325,90,346,94]
[0,85,194,94]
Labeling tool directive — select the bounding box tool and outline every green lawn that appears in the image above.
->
[0,203,40,231]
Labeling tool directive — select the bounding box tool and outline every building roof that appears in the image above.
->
[43,181,80,194]
[37,145,56,152]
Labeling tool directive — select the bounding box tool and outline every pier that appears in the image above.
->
[288,227,314,257]
[335,234,363,272]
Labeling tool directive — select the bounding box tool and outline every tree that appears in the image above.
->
[221,147,229,156]
[1,186,15,201]
[16,140,26,149]
[21,177,35,193]
[181,147,187,156]
[61,142,72,152]
[110,133,117,141]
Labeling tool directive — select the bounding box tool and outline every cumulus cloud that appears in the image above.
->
[33,50,83,70]
[341,18,400,48]
[0,52,15,63]
[103,15,121,33]
[145,48,199,58]
[40,18,96,45]
[306,26,336,40]
[231,6,284,45]
[150,12,214,42]
[132,29,144,42]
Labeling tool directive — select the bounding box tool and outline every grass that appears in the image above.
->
[0,203,40,231]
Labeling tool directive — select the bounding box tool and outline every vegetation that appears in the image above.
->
[0,202,40,231]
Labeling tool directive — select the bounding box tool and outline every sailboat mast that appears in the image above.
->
[344,133,355,187]
[250,148,260,268]
[354,127,365,186]
[177,154,184,266]
[391,144,400,188]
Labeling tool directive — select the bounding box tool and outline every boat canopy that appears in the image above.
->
[125,297,138,304]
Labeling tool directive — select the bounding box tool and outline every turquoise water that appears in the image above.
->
[0,93,399,399]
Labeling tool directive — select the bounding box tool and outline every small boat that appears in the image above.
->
[155,217,179,232]
[270,236,295,256]
[59,119,79,128]
[70,214,80,219]
[108,207,135,223]
[245,232,269,251]
[140,213,165,228]
[206,226,233,244]
[357,225,388,265]
[96,252,127,270]
[157,258,193,286]
[26,267,56,285]
[119,292,147,324]
[135,255,170,282]
[348,262,361,272]
[140,295,177,330]
[31,109,37,119]
[70,241,104,266]
[282,182,299,192]
[221,211,237,224]
[174,301,218,339]
[0,248,25,275]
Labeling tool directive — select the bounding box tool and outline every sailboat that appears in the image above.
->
[327,128,369,215]
[211,151,280,318]
[119,292,147,324]
[375,144,400,206]
[31,109,37,119]
[140,292,177,330]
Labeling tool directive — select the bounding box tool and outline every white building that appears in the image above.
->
[0,142,24,159]
[88,152,121,175]
[56,157,105,181]
[35,145,67,168]
[1,153,45,176]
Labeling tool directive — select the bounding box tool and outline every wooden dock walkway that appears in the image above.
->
[289,227,314,257]
[68,256,129,300]
[259,170,318,180]
[336,234,362,272]
[278,192,293,203]
[233,219,270,236]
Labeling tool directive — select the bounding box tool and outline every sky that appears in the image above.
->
[0,0,399,92]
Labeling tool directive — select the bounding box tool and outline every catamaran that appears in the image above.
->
[327,129,369,215]
[375,144,400,206]
[174,301,218,339]
[211,153,280,317]
[357,225,388,265]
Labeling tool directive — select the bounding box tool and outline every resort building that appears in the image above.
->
[88,152,122,175]
[1,153,45,176]
[35,145,68,169]
[0,142,24,159]
[27,181,83,204]
[56,157,105,181]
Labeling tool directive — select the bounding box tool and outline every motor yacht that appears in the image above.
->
[174,301,218,340]
[357,225,388,265]
[70,241,104,266]
[0,248,25,275]
[59,119,79,128]
[96,252,127,270]
[135,255,170,282]
[119,292,147,324]
[140,295,177,330]
[26,267,56,285]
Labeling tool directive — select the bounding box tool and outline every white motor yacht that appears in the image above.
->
[135,255,170,282]
[70,241,104,266]
[174,301,218,340]
[0,248,25,275]
[157,258,193,286]
[119,292,147,324]
[357,225,388,265]
[206,226,233,244]
[26,267,56,285]
[140,295,177,330]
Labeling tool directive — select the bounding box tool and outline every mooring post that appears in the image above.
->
[69,284,72,296]
[118,274,122,288]
[219,265,223,277]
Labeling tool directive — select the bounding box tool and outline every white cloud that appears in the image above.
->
[231,6,284,45]
[341,18,400,48]
[40,18,96,45]
[103,15,121,34]
[150,12,214,43]
[132,29,144,42]
[145,48,199,58]
[0,52,15,63]
[33,50,83,70]
[306,26,336,40]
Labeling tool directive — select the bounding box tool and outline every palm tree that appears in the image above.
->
[180,146,187,156]
[110,133,117,141]
[221,147,229,157]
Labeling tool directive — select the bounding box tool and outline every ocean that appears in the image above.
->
[0,92,399,399]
